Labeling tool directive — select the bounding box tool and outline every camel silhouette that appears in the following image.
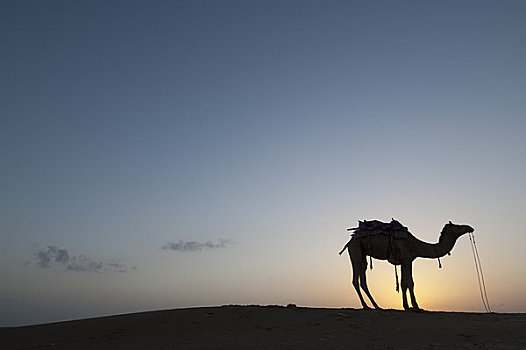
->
[340,221,474,310]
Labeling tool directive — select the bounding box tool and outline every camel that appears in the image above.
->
[339,221,474,311]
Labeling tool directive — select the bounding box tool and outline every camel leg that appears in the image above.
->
[401,263,411,310]
[406,264,420,310]
[349,251,370,309]
[409,284,420,310]
[401,262,420,310]
[352,262,370,309]
[359,268,381,309]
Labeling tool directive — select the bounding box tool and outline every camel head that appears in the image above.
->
[441,221,474,238]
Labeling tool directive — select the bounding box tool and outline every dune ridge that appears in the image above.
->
[2,305,525,349]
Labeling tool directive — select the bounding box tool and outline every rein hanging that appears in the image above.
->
[469,232,491,313]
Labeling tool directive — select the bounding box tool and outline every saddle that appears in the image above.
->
[348,218,409,239]
[348,219,409,264]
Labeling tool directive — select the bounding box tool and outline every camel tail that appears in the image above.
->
[339,241,350,255]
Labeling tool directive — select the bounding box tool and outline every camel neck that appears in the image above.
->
[415,232,458,259]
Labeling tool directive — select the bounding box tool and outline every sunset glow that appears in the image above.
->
[3,0,526,326]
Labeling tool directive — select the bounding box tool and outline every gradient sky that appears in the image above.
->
[2,0,526,326]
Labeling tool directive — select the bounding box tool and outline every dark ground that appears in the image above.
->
[2,305,525,349]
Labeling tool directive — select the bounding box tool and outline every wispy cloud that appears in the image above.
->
[32,246,136,273]
[162,239,233,252]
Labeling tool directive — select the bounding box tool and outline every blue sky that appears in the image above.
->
[2,0,526,326]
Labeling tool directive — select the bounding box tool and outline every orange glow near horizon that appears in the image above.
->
[328,251,502,313]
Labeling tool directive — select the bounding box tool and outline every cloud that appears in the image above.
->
[35,248,52,268]
[106,259,135,273]
[66,255,104,273]
[32,246,134,273]
[35,246,70,268]
[162,239,233,252]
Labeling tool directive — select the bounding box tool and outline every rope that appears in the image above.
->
[394,264,399,293]
[391,232,399,292]
[367,234,373,270]
[469,232,491,313]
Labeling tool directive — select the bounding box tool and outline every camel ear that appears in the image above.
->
[449,220,453,224]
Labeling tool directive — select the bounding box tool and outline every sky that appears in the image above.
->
[2,0,526,326]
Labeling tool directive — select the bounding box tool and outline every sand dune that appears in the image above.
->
[2,305,525,349]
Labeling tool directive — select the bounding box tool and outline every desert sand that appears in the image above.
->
[2,305,525,349]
